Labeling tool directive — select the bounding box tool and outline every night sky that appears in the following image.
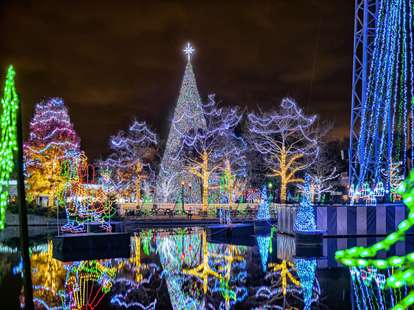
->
[0,1,354,161]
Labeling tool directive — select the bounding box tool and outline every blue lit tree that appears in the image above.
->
[294,174,316,232]
[257,185,270,221]
[99,120,157,203]
[176,94,247,211]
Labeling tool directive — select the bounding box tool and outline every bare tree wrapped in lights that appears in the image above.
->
[99,120,158,203]
[176,94,247,211]
[248,98,320,203]
[155,43,207,203]
[24,98,80,207]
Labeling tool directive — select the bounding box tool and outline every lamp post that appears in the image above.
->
[268,182,273,203]
[181,181,185,214]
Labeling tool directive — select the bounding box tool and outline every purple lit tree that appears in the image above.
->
[99,121,158,203]
[24,98,80,206]
[248,98,320,203]
[176,95,247,211]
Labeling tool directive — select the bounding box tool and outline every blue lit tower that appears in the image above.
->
[349,0,414,195]
[156,43,207,202]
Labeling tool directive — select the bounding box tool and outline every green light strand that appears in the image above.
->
[0,66,18,230]
[336,170,414,310]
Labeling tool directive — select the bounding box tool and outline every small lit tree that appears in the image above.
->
[248,98,319,203]
[24,98,80,207]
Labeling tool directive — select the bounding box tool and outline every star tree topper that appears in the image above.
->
[183,42,195,62]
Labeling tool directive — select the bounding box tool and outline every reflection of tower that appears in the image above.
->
[349,0,414,191]
[156,43,207,203]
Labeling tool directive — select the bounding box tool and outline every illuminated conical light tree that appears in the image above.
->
[248,98,319,203]
[24,98,80,206]
[0,66,19,230]
[100,120,157,202]
[294,174,316,232]
[156,43,207,203]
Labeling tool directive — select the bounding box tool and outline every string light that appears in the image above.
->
[248,97,319,202]
[156,43,207,203]
[0,65,18,229]
[336,170,414,310]
[294,174,316,232]
[24,97,80,206]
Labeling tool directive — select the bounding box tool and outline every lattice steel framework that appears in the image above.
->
[349,0,414,195]
[349,0,378,187]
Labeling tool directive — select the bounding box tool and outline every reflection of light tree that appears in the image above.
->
[268,260,300,296]
[30,241,65,308]
[111,235,159,309]
[182,231,221,294]
[295,258,319,310]
[156,228,204,310]
[210,243,247,309]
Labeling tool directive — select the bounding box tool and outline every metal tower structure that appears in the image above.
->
[349,0,414,196]
[348,0,378,188]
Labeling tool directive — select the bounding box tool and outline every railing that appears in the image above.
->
[117,202,280,219]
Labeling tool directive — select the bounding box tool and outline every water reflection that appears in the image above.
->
[4,228,413,308]
[350,266,409,310]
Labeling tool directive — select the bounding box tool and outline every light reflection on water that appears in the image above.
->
[1,227,413,309]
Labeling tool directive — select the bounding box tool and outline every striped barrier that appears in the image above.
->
[277,203,413,237]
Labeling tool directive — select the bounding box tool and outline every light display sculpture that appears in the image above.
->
[336,170,414,310]
[0,66,18,230]
[248,97,319,202]
[24,97,80,207]
[294,174,316,232]
[350,0,414,193]
[100,120,157,203]
[156,43,207,203]
[176,94,246,211]
[61,151,114,233]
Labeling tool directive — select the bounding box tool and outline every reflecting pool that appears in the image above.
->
[0,227,413,309]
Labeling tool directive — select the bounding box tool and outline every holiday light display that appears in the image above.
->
[248,97,319,202]
[61,151,114,233]
[100,120,157,203]
[156,43,207,203]
[382,161,404,201]
[336,170,414,310]
[294,175,316,232]
[0,66,18,230]
[176,94,246,211]
[351,0,414,192]
[24,97,80,206]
